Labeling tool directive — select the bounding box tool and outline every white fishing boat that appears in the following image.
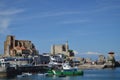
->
[17,73,32,77]
[37,73,48,76]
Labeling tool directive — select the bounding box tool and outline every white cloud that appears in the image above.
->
[0,9,24,16]
[0,8,24,34]
[0,18,10,34]
[88,5,120,14]
[21,11,82,20]
[85,52,100,55]
[39,11,81,18]
[60,19,89,24]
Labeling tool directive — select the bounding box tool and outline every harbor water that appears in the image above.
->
[0,68,120,80]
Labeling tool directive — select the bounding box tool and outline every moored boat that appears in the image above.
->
[46,63,83,76]
[17,73,32,77]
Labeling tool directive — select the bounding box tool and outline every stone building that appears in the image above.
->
[107,52,115,62]
[4,35,38,57]
[97,55,106,64]
[51,42,69,56]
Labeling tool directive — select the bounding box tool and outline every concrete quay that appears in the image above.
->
[78,64,105,69]
[78,61,120,69]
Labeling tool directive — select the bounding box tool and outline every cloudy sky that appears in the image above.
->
[0,0,120,60]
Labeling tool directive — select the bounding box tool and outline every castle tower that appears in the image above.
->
[65,41,68,51]
[65,41,69,56]
[50,42,69,56]
[107,52,116,67]
[107,52,115,62]
[4,35,15,56]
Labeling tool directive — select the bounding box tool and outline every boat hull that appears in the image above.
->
[46,69,83,76]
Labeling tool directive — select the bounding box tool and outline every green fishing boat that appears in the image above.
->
[46,63,83,77]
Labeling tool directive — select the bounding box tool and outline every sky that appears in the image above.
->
[0,0,120,60]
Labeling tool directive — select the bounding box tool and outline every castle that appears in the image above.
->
[4,35,38,57]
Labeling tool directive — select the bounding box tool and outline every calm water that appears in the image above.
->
[0,68,120,80]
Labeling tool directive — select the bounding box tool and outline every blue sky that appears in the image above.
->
[0,0,120,60]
